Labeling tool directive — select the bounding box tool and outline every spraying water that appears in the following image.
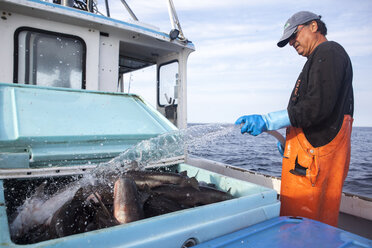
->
[9,123,238,238]
[93,123,237,176]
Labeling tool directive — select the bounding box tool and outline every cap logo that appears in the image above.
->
[284,22,290,30]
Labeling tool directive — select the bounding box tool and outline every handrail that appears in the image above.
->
[54,0,188,42]
[119,0,138,21]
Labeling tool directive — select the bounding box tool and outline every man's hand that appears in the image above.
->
[235,115,267,136]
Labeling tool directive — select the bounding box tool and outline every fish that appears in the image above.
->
[87,192,119,229]
[9,181,80,240]
[113,177,147,224]
[124,170,199,190]
[48,187,95,238]
[143,193,185,218]
[48,188,118,239]
[10,179,118,243]
[198,181,216,188]
[11,187,98,244]
[151,184,234,207]
[9,169,234,243]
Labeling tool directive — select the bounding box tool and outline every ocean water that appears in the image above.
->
[188,124,372,199]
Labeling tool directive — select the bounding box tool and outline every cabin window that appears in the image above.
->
[158,61,179,107]
[14,27,86,89]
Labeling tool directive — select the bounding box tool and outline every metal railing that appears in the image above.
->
[55,0,187,41]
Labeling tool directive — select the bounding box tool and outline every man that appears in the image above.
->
[235,11,353,227]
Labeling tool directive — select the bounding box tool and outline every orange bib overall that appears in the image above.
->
[280,115,353,226]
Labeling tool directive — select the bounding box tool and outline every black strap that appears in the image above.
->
[289,156,307,176]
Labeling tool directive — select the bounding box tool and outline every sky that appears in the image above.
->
[100,0,372,127]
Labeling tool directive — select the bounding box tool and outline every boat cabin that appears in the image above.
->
[0,0,195,129]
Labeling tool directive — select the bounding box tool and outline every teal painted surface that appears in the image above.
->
[0,83,175,139]
[0,83,176,167]
[0,153,29,169]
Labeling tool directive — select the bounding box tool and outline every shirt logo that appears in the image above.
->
[294,79,301,96]
[291,78,301,102]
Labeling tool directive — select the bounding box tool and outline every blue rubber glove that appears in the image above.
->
[235,115,267,136]
[235,110,291,136]
[261,110,291,131]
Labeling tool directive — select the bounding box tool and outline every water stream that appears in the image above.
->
[92,123,237,177]
[9,123,238,238]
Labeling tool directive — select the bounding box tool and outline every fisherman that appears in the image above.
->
[235,11,353,227]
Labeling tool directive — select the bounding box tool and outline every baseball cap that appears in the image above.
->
[277,11,321,47]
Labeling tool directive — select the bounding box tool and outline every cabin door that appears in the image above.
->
[157,60,179,126]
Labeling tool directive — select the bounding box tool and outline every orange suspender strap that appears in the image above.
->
[280,115,353,226]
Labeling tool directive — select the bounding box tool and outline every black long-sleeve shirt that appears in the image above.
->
[287,41,353,147]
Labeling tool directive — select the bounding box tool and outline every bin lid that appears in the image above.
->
[194,216,372,248]
[0,83,180,176]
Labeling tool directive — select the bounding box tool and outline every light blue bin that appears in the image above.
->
[0,83,280,247]
[0,165,280,247]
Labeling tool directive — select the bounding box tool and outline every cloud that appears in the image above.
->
[96,0,372,126]
[329,27,372,57]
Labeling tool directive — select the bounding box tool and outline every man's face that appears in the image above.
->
[289,22,316,57]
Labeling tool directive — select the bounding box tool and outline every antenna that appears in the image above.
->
[120,0,139,21]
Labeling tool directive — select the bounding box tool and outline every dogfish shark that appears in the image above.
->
[9,169,234,244]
